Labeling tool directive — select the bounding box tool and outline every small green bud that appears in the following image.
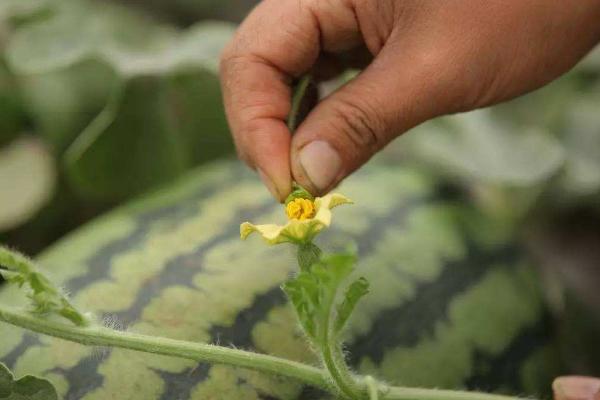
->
[285,183,314,205]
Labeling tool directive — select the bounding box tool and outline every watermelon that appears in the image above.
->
[0,160,562,399]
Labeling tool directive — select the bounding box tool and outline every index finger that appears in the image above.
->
[219,0,320,201]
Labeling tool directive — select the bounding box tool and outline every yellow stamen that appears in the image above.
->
[285,198,315,220]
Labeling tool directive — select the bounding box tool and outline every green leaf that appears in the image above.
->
[5,0,175,75]
[0,137,55,232]
[0,246,88,326]
[0,362,58,400]
[0,65,25,147]
[283,252,367,346]
[285,183,315,205]
[580,47,600,71]
[283,273,319,339]
[6,0,233,76]
[18,60,117,153]
[559,98,600,195]
[5,0,235,201]
[404,109,565,186]
[0,0,50,24]
[63,68,233,201]
[334,277,369,334]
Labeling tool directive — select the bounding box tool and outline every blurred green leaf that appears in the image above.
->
[405,110,565,186]
[6,0,232,76]
[6,0,235,201]
[560,98,600,195]
[18,60,117,152]
[579,47,600,72]
[0,64,25,147]
[0,361,58,400]
[105,21,233,77]
[0,136,55,232]
[63,76,187,200]
[5,0,175,75]
[63,61,233,201]
[490,76,580,133]
[0,0,50,23]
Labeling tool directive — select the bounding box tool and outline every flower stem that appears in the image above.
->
[321,338,363,399]
[0,305,529,400]
[365,376,380,400]
[287,75,312,132]
[296,241,322,271]
[317,252,364,399]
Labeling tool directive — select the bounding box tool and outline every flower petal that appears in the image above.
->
[313,193,353,228]
[320,193,354,209]
[240,222,290,244]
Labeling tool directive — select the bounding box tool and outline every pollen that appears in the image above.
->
[285,198,316,220]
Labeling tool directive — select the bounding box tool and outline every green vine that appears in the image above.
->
[0,298,520,400]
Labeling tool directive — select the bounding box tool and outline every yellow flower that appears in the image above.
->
[240,193,352,245]
[285,198,315,220]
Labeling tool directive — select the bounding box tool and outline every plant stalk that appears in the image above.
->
[318,251,364,399]
[287,75,312,132]
[0,305,329,390]
[321,339,363,399]
[0,305,529,400]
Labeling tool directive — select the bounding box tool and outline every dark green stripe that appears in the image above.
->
[1,333,41,370]
[464,312,555,395]
[110,200,276,325]
[52,355,106,400]
[152,287,286,400]
[297,385,330,400]
[156,364,211,400]
[64,165,243,295]
[347,240,520,365]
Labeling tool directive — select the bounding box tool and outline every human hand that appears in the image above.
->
[220,0,600,201]
[554,376,600,400]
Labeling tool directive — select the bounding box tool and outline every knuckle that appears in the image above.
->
[331,96,387,153]
[219,40,237,73]
[219,46,243,77]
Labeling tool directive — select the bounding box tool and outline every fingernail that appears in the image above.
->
[257,169,281,201]
[553,377,600,400]
[298,141,342,192]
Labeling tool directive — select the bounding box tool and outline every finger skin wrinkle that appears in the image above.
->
[258,0,321,76]
[226,62,290,114]
[220,54,291,121]
[325,91,387,166]
[306,0,360,52]
[353,0,396,55]
[222,0,321,77]
[243,118,291,165]
[220,53,291,91]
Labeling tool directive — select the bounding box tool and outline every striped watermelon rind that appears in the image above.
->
[0,160,561,399]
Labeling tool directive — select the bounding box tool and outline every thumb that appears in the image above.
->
[553,376,600,400]
[290,43,451,195]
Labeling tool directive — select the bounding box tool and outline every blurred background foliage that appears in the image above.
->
[0,0,241,251]
[0,0,598,376]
